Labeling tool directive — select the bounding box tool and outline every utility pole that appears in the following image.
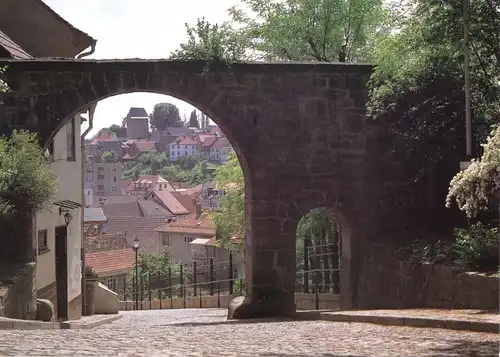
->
[464,0,472,159]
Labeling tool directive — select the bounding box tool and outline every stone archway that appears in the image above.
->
[1,58,431,318]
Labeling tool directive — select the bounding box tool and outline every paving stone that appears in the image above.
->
[0,309,497,356]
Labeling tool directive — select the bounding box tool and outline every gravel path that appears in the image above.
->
[0,309,497,356]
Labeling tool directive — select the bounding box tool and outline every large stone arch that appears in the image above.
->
[0,59,431,317]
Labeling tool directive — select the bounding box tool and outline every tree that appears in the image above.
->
[210,153,245,247]
[228,0,389,62]
[149,103,183,131]
[446,126,500,218]
[96,124,122,138]
[188,110,200,128]
[0,130,56,219]
[200,113,210,130]
[101,150,116,163]
[170,17,251,62]
[367,0,500,180]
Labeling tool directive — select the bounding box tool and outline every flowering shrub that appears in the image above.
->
[446,126,500,217]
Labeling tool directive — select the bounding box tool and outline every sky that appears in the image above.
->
[43,0,238,136]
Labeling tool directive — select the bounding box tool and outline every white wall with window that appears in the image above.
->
[36,115,83,310]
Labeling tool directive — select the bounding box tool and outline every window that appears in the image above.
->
[66,117,76,161]
[106,278,117,292]
[86,167,94,173]
[97,185,104,190]
[162,234,171,246]
[86,176,92,182]
[97,175,104,181]
[97,166,104,172]
[111,187,116,192]
[111,167,117,172]
[112,176,117,182]
[184,236,194,246]
[37,230,48,253]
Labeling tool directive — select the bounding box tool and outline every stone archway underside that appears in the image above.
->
[0,59,429,318]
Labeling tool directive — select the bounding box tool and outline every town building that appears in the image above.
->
[85,162,123,197]
[0,0,96,321]
[125,107,150,140]
[169,136,200,161]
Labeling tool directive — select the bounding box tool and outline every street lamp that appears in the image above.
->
[132,236,140,310]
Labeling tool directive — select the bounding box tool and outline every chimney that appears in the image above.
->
[194,199,202,220]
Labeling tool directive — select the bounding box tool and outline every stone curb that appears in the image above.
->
[60,313,123,329]
[0,313,122,330]
[0,318,60,330]
[294,311,500,334]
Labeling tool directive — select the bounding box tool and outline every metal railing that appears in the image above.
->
[119,245,342,311]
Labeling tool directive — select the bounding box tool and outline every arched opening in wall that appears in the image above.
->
[52,90,249,307]
[295,207,342,310]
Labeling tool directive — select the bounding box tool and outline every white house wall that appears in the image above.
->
[36,115,83,305]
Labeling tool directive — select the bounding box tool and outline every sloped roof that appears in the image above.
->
[127,107,148,119]
[166,127,190,137]
[134,141,157,152]
[155,213,215,235]
[0,30,32,59]
[183,184,204,199]
[85,232,130,253]
[84,207,107,223]
[0,0,95,57]
[171,191,197,214]
[149,189,190,215]
[104,216,169,254]
[86,248,135,276]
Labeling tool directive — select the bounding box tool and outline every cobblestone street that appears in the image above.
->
[0,309,497,356]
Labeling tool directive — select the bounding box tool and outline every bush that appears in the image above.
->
[453,223,499,272]
[400,223,499,272]
[0,130,56,218]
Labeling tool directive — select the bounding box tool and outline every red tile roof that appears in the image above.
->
[134,141,157,152]
[173,136,198,145]
[171,191,197,214]
[86,248,136,276]
[183,184,204,199]
[104,216,169,254]
[90,131,118,145]
[149,189,190,215]
[155,213,215,235]
[211,137,230,149]
[201,136,217,147]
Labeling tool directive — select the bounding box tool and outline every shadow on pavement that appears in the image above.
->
[428,339,499,357]
[164,318,296,327]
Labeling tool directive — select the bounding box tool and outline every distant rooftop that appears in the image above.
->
[127,107,148,119]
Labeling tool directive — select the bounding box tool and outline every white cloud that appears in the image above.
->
[43,0,236,135]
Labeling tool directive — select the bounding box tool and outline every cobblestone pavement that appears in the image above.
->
[0,309,498,357]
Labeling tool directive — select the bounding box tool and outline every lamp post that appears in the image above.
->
[132,236,140,310]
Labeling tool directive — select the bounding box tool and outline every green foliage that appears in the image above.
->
[229,0,388,62]
[210,153,245,248]
[453,223,499,271]
[400,223,499,272]
[188,110,200,128]
[446,126,500,217]
[100,150,116,163]
[0,130,56,218]
[149,102,183,131]
[85,265,99,279]
[0,66,8,93]
[95,125,122,138]
[170,17,251,62]
[367,0,500,178]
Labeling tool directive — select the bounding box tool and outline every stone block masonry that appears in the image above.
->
[355,242,499,310]
[0,263,36,319]
[0,59,454,318]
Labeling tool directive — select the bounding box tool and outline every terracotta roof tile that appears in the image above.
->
[105,216,169,254]
[201,136,217,147]
[171,191,197,214]
[149,189,190,215]
[211,137,231,149]
[134,141,157,152]
[86,248,136,276]
[155,213,215,235]
[183,184,204,198]
[84,232,130,253]
[172,136,198,146]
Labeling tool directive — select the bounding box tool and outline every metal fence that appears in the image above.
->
[121,247,341,311]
